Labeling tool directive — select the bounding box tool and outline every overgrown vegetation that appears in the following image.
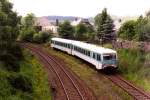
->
[102,43,150,92]
[118,49,150,92]
[0,49,51,100]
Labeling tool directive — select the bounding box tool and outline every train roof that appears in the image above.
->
[73,41,116,54]
[51,38,116,54]
[51,37,73,43]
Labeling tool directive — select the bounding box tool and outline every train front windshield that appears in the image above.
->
[102,53,117,66]
[103,54,116,60]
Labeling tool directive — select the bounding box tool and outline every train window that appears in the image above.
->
[97,54,101,61]
[88,51,90,56]
[93,53,96,59]
[83,49,85,54]
[85,50,87,55]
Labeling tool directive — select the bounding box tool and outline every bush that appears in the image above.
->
[9,43,23,60]
[39,31,51,43]
[118,49,143,74]
[33,31,51,43]
[8,74,33,93]
[20,28,36,42]
[33,34,42,43]
[0,53,20,72]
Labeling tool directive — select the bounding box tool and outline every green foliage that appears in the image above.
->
[118,14,150,42]
[39,31,51,42]
[118,49,142,73]
[118,20,137,40]
[22,13,36,28]
[75,23,87,40]
[20,27,36,42]
[33,34,41,43]
[86,32,96,42]
[19,14,52,43]
[8,74,33,93]
[21,50,52,100]
[118,49,150,92]
[136,17,150,42]
[33,31,52,43]
[0,0,22,71]
[58,20,75,39]
[75,21,95,41]
[94,8,115,43]
[19,13,37,42]
[0,50,52,100]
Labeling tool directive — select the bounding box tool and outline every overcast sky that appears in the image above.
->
[10,0,150,17]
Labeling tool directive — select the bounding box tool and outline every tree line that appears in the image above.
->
[58,8,115,44]
[58,8,150,43]
[118,14,150,42]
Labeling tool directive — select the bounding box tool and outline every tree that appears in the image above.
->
[94,8,115,44]
[22,13,36,28]
[118,20,137,40]
[0,0,22,71]
[75,21,94,41]
[20,13,37,42]
[135,15,150,42]
[58,20,74,39]
[137,21,150,42]
[75,23,87,40]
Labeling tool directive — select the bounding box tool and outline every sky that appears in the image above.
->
[9,0,150,18]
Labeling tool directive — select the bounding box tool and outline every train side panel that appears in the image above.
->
[51,43,72,54]
[72,50,102,69]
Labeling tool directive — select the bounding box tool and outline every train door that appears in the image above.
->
[96,54,102,69]
[93,53,99,69]
[71,44,73,55]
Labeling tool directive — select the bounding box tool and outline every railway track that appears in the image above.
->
[21,43,150,100]
[22,43,95,100]
[106,74,150,100]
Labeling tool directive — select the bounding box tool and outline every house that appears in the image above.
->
[36,17,58,33]
[71,18,92,26]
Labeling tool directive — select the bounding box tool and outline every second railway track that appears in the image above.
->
[105,74,150,100]
[22,43,96,100]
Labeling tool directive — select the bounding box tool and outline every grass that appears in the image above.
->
[43,45,133,100]
[0,49,52,100]
[118,49,150,93]
[103,43,150,93]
